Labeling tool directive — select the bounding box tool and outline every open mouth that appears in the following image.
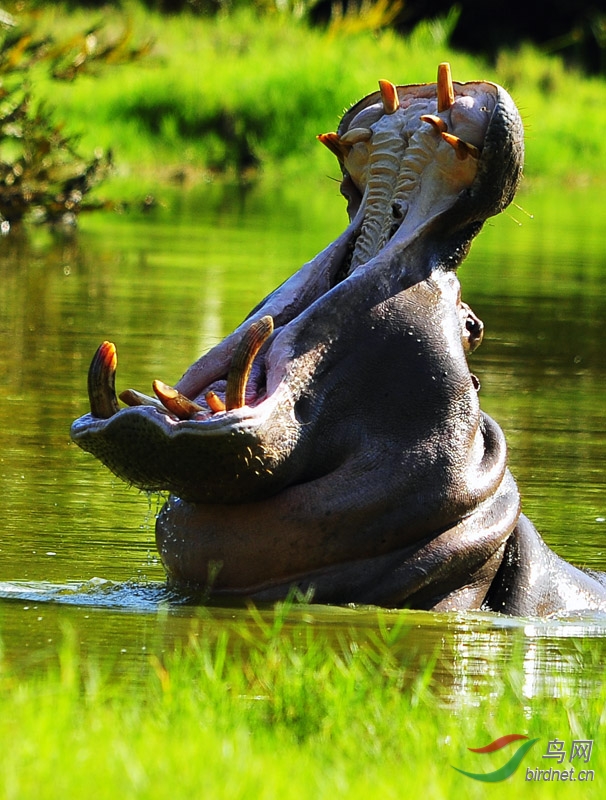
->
[71,63,523,507]
[87,314,276,424]
[82,63,519,428]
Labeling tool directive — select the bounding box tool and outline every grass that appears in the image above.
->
[17,2,606,198]
[1,601,605,799]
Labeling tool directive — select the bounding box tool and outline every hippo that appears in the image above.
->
[71,63,606,615]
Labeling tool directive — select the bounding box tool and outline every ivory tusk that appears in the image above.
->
[225,315,274,411]
[317,132,346,161]
[88,341,120,419]
[437,62,454,112]
[119,388,167,412]
[420,114,448,133]
[152,380,205,420]
[441,131,481,160]
[205,390,226,413]
[339,127,373,146]
[378,80,400,115]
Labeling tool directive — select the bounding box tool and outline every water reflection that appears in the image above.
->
[442,613,606,704]
[0,578,180,609]
[1,181,605,696]
[1,577,605,703]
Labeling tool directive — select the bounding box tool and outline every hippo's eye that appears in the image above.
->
[466,318,480,335]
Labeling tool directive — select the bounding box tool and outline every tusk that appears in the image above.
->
[119,388,168,412]
[420,114,448,133]
[437,62,454,112]
[205,390,226,413]
[339,127,372,146]
[88,341,120,419]
[441,131,481,160]
[225,315,274,411]
[317,132,346,161]
[152,380,205,420]
[378,80,399,115]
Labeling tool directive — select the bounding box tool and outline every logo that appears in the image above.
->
[453,735,596,783]
[452,734,539,782]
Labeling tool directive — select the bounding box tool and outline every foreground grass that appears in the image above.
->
[1,603,605,799]
[21,2,606,195]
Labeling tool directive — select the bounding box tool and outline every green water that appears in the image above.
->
[0,178,605,696]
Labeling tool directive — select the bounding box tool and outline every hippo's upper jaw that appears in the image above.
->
[71,64,527,605]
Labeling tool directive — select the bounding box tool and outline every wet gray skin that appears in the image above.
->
[71,64,606,614]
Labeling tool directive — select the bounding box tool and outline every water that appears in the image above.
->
[1,178,605,698]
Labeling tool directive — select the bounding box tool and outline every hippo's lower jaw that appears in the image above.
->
[71,62,553,608]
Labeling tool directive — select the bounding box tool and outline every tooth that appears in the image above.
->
[225,315,274,411]
[87,341,120,419]
[317,132,346,161]
[205,390,226,413]
[339,127,372,146]
[119,388,167,412]
[420,114,448,133]
[152,380,204,420]
[437,62,454,112]
[441,131,481,160]
[378,80,399,115]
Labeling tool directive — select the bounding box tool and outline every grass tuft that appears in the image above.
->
[1,600,605,798]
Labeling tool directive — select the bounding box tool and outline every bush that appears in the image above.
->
[0,10,150,229]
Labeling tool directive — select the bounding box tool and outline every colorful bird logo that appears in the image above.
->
[452,734,540,782]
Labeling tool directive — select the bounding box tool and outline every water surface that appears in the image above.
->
[1,179,605,698]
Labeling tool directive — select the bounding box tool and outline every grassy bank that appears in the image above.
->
[1,604,605,799]
[19,2,606,195]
